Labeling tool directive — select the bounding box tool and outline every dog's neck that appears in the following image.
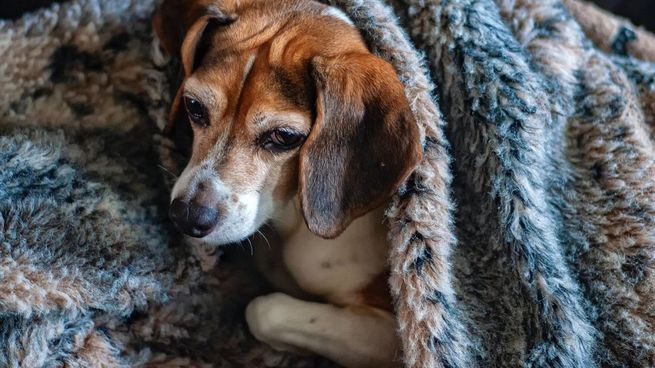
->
[271,198,388,249]
[270,197,390,305]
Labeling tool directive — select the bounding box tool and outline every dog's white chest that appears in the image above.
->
[277,207,389,304]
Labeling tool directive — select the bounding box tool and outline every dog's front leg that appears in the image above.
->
[245,292,401,368]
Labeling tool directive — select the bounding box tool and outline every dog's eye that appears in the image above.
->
[184,96,208,126]
[262,129,305,152]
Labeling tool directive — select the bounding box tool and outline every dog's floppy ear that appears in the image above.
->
[299,53,422,239]
[153,0,236,144]
[153,0,236,64]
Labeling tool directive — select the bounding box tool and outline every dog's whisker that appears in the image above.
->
[257,229,271,250]
[246,237,254,256]
[158,164,179,179]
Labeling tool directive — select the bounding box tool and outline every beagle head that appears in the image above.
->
[154,0,421,244]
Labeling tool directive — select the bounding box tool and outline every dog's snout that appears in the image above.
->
[169,198,220,238]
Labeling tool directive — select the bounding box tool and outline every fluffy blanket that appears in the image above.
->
[1,0,654,367]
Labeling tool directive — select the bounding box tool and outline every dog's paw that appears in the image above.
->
[245,293,310,354]
[245,292,292,342]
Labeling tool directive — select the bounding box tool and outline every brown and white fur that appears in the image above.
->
[153,1,421,367]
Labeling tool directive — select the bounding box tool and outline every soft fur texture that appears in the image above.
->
[1,0,654,367]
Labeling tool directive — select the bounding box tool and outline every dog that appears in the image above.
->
[153,1,422,366]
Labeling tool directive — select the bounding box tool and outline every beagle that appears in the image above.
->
[153,1,421,367]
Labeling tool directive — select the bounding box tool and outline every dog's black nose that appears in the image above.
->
[169,198,220,238]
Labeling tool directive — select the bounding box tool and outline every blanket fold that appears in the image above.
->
[1,0,654,367]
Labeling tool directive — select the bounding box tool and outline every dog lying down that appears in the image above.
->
[154,0,422,366]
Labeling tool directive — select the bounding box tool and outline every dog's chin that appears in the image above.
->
[187,225,259,247]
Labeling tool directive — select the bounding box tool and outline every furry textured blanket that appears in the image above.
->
[1,0,654,367]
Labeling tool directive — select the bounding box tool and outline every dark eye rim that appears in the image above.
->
[183,96,209,127]
[260,128,306,153]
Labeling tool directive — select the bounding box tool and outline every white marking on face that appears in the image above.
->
[240,53,257,91]
[171,161,275,246]
[322,7,354,26]
[200,188,274,245]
